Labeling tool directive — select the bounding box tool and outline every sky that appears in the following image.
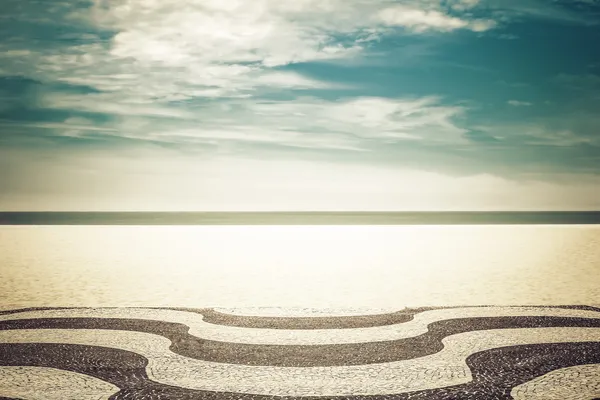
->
[0,0,599,211]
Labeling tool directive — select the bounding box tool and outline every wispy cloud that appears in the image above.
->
[31,94,467,150]
[39,91,194,118]
[507,100,533,107]
[377,5,495,32]
[485,0,600,25]
[2,147,599,211]
[474,122,599,147]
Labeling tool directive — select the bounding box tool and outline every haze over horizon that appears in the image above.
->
[1,0,600,211]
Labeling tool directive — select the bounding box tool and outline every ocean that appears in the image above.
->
[1,211,600,225]
[1,212,599,309]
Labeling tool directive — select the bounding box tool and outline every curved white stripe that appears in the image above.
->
[1,307,599,345]
[0,327,598,396]
[0,366,118,400]
[213,307,403,317]
[511,364,600,400]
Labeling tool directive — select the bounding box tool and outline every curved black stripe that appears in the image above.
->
[172,307,428,330]
[552,305,600,312]
[1,316,600,367]
[0,343,147,391]
[166,306,600,330]
[403,342,600,400]
[0,307,75,316]
[1,305,598,324]
[1,341,600,399]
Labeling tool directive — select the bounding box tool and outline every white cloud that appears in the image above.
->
[507,100,533,106]
[469,19,498,31]
[94,0,494,67]
[322,97,467,139]
[448,0,481,11]
[38,94,467,149]
[149,96,467,146]
[157,127,365,152]
[378,6,469,31]
[5,50,32,57]
[39,92,194,118]
[0,0,503,105]
[485,0,599,25]
[0,119,117,134]
[252,71,345,89]
[476,123,599,146]
[377,5,495,32]
[3,149,600,211]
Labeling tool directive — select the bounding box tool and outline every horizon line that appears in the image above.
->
[1,211,599,226]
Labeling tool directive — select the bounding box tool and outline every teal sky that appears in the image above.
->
[1,0,599,210]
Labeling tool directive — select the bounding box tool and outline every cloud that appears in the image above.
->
[377,5,495,32]
[507,100,533,106]
[448,0,481,11]
[33,94,467,150]
[0,118,117,135]
[524,128,595,146]
[2,0,598,203]
[39,91,194,118]
[320,97,467,140]
[473,122,599,147]
[2,148,600,211]
[252,72,346,89]
[485,0,600,25]
[0,0,504,105]
[4,50,32,57]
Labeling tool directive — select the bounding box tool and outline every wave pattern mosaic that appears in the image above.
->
[0,306,599,400]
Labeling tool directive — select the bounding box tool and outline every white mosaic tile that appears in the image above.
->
[1,306,599,345]
[511,364,600,400]
[0,327,598,396]
[0,366,118,400]
[213,307,402,317]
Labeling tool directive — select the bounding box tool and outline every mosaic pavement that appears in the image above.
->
[0,306,599,399]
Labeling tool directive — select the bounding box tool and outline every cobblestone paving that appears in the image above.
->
[2,306,600,345]
[512,364,600,399]
[0,366,119,400]
[196,307,423,329]
[2,315,600,367]
[0,307,598,399]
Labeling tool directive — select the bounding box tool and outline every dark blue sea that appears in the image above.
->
[1,211,599,225]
